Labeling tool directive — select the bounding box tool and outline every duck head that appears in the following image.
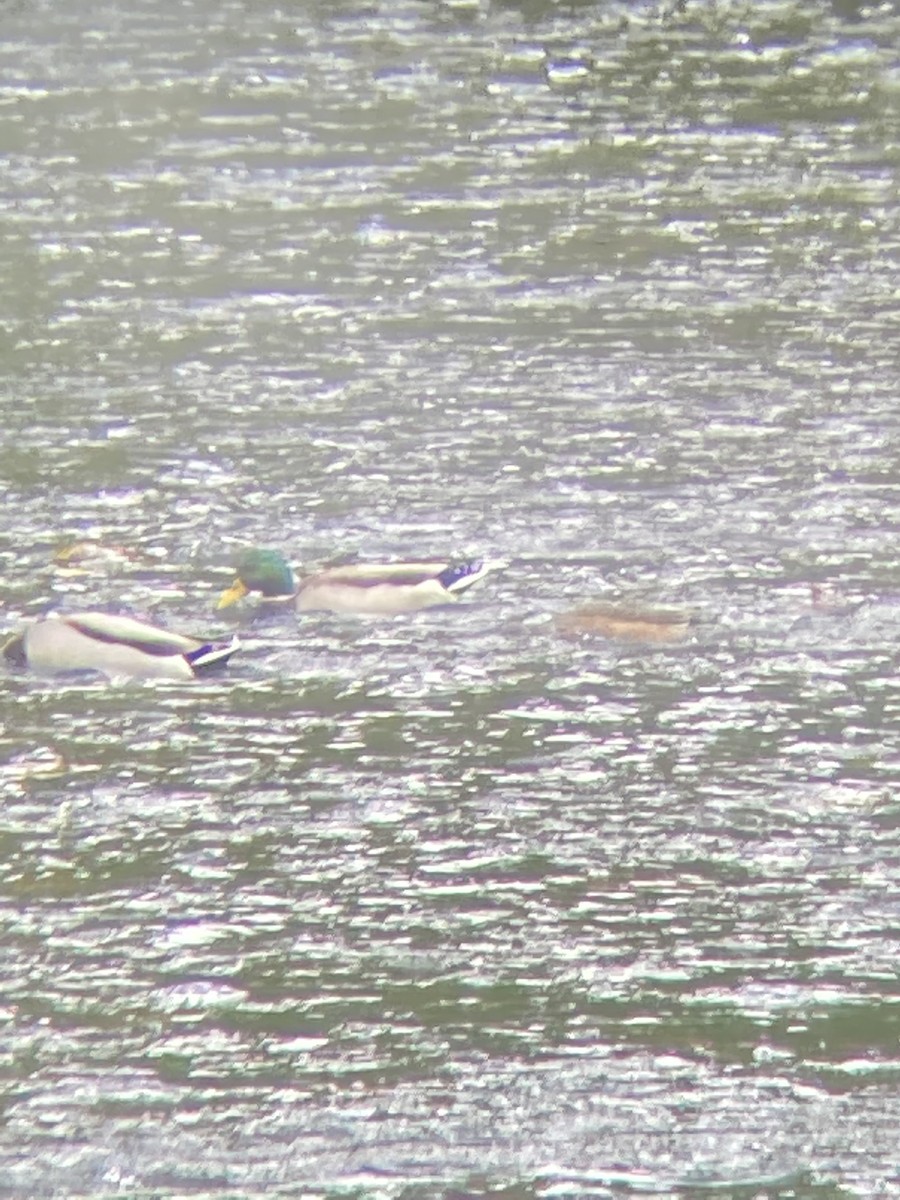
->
[218,549,296,608]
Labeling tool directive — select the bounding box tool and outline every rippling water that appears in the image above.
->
[2,0,900,1195]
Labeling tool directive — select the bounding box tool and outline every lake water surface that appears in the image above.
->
[2,0,900,1196]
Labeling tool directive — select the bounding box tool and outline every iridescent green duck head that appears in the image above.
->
[218,549,296,608]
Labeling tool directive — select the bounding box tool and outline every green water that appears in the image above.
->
[1,0,900,1195]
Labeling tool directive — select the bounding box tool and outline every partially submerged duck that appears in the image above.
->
[2,613,239,680]
[52,540,149,575]
[217,548,501,616]
[554,601,693,643]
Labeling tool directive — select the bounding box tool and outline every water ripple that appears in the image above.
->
[2,0,900,1194]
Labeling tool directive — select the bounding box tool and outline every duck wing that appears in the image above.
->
[63,613,200,656]
[310,563,452,589]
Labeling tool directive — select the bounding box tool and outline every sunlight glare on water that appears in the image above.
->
[2,0,900,1195]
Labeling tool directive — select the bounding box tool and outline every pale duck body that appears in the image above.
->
[296,562,468,614]
[4,613,239,681]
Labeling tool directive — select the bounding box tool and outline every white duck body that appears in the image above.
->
[295,562,479,615]
[5,613,239,681]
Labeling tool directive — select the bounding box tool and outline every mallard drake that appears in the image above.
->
[217,548,500,615]
[554,602,693,643]
[2,613,239,680]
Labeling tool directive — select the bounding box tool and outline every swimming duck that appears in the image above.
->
[217,548,500,615]
[554,601,693,643]
[2,613,239,680]
[52,540,149,575]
